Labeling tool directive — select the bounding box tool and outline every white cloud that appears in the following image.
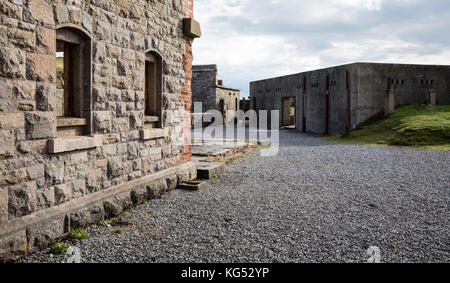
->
[193,0,450,98]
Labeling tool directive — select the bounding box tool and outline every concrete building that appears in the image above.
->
[191,65,240,124]
[0,0,201,260]
[250,63,450,134]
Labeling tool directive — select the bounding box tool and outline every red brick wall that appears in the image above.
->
[181,0,194,163]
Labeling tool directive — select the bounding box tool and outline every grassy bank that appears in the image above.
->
[322,104,450,150]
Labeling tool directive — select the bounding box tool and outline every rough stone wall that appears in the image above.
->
[191,65,217,112]
[0,0,198,260]
[215,86,240,124]
[191,65,240,124]
[250,63,449,135]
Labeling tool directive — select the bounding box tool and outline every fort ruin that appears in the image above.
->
[191,64,240,125]
[0,0,201,261]
[250,63,450,134]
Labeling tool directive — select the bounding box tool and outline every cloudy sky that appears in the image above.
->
[192,0,450,98]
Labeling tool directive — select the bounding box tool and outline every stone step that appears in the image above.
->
[195,162,224,180]
[178,181,207,191]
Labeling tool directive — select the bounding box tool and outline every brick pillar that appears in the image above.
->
[181,0,195,163]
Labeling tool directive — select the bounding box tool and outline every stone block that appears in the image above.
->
[103,193,132,218]
[81,11,93,34]
[147,179,167,199]
[0,113,21,129]
[0,168,27,187]
[47,135,102,154]
[93,111,111,133]
[112,118,129,132]
[70,203,104,229]
[107,157,123,178]
[0,187,7,222]
[0,1,23,20]
[140,128,169,140]
[55,4,69,24]
[0,222,27,260]
[0,130,15,157]
[0,47,26,79]
[45,162,64,186]
[107,44,121,58]
[130,184,147,205]
[8,182,37,219]
[26,164,44,180]
[25,214,68,254]
[29,0,55,26]
[36,187,55,211]
[54,183,72,205]
[70,151,88,164]
[7,28,35,51]
[35,82,56,111]
[25,112,56,140]
[26,53,55,82]
[113,76,131,89]
[93,42,106,63]
[72,179,86,199]
[12,80,36,101]
[130,111,144,129]
[36,26,56,54]
[183,18,202,38]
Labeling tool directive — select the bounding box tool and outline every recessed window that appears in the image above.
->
[144,51,163,129]
[55,27,91,137]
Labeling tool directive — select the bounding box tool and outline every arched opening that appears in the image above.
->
[56,26,92,136]
[219,99,225,115]
[144,51,163,128]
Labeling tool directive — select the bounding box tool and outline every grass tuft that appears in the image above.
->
[50,242,71,255]
[322,104,450,151]
[69,228,88,240]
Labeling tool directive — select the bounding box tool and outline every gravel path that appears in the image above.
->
[19,131,450,263]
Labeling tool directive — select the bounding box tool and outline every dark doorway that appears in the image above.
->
[282,97,296,128]
[302,77,306,132]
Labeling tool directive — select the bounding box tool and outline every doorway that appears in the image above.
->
[282,97,296,128]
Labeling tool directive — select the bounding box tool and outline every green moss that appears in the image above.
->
[114,229,124,235]
[69,228,88,240]
[51,242,71,255]
[322,104,450,151]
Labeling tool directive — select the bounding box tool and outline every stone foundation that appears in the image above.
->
[0,161,196,262]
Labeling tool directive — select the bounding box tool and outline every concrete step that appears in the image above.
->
[195,162,224,180]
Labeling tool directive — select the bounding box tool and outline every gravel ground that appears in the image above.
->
[19,131,450,263]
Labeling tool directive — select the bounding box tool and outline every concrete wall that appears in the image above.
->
[356,63,450,125]
[250,63,450,135]
[216,86,240,124]
[0,0,199,261]
[249,73,302,128]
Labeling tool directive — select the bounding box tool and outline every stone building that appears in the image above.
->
[191,65,240,124]
[250,63,450,134]
[0,0,201,260]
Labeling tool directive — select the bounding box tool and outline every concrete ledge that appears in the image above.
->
[0,161,197,262]
[140,128,169,140]
[47,135,103,154]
